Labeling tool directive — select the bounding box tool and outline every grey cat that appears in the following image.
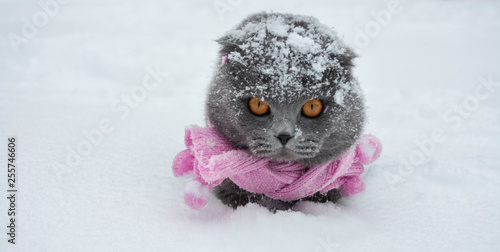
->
[206,12,365,212]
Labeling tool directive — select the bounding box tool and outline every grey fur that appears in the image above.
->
[205,12,366,211]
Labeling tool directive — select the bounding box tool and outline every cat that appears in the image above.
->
[206,12,365,211]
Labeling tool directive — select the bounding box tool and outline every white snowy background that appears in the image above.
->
[1,0,499,251]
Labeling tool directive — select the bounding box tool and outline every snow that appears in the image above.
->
[266,17,289,37]
[360,143,376,161]
[1,0,500,251]
[184,180,210,199]
[334,89,345,106]
[286,32,321,54]
[222,12,355,102]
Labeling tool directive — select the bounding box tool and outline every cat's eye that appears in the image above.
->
[249,97,270,116]
[302,99,323,118]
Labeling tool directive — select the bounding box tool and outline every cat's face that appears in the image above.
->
[206,13,365,167]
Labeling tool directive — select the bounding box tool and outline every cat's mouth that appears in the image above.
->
[248,136,320,162]
[269,148,300,162]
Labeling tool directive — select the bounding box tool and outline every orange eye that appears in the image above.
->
[249,97,270,116]
[302,99,323,118]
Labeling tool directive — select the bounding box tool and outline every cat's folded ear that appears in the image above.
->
[215,36,243,56]
[321,48,357,81]
[330,47,357,69]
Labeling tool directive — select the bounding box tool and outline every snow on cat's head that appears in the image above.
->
[207,12,366,166]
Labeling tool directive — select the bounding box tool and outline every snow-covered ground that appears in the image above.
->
[1,0,499,251]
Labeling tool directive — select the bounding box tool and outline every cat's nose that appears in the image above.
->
[276,133,293,146]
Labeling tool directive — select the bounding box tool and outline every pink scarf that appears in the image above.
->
[172,125,382,209]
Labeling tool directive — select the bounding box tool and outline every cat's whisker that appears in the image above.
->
[294,149,318,153]
[249,143,273,149]
[251,137,268,141]
[297,139,320,144]
[295,145,320,150]
[253,150,274,156]
[252,140,268,144]
[294,153,317,158]
[295,145,319,149]
[250,141,271,145]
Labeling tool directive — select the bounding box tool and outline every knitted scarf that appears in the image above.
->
[172,125,382,209]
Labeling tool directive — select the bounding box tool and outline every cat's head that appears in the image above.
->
[206,12,365,167]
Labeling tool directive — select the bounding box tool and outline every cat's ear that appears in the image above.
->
[215,36,242,56]
[332,47,357,69]
[322,48,357,81]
